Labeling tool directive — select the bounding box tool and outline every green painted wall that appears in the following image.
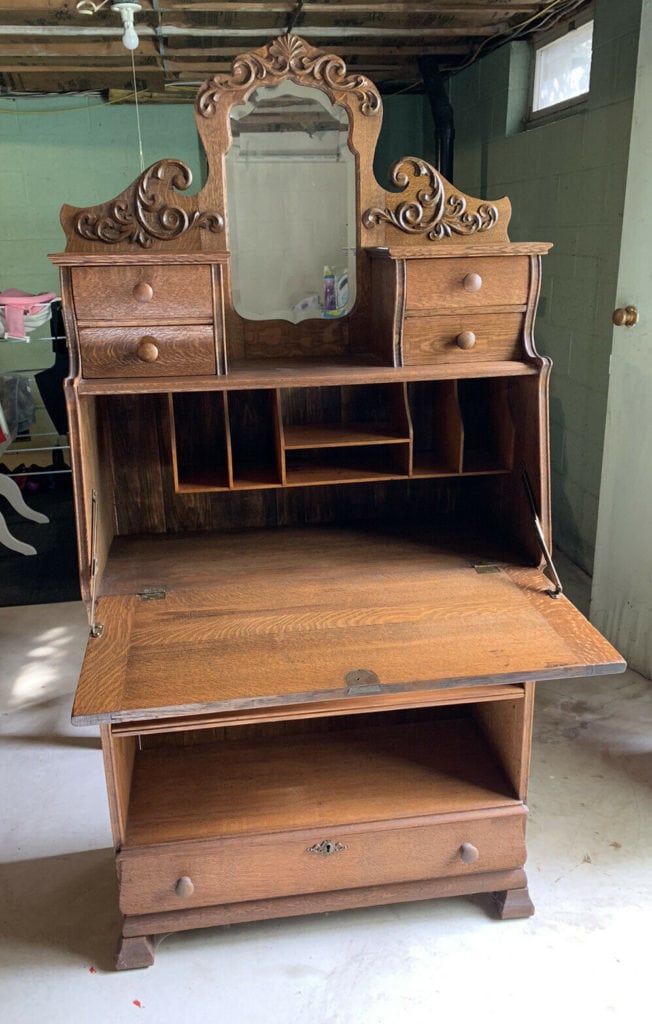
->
[0,94,204,295]
[449,0,642,573]
[373,94,435,188]
[0,95,203,378]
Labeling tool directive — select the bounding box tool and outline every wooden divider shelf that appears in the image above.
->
[169,377,515,492]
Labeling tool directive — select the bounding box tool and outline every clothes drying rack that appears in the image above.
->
[0,295,70,555]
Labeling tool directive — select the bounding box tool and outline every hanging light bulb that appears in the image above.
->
[112,2,142,51]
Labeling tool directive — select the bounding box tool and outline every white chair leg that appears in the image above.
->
[0,474,49,524]
[0,509,37,555]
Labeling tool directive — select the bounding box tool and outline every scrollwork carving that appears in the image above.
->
[197,33,381,118]
[73,160,224,248]
[363,158,499,241]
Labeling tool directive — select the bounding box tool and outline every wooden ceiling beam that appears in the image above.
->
[156,2,542,11]
[0,1,556,11]
[0,40,159,56]
[0,41,464,56]
[164,43,469,56]
[0,63,162,72]
[0,24,503,38]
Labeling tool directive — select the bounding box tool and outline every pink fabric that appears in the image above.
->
[0,289,57,338]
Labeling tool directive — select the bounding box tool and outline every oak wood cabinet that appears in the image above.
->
[50,36,624,970]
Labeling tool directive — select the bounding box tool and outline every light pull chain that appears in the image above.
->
[130,47,145,173]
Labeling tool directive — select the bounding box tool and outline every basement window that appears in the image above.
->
[531,16,593,117]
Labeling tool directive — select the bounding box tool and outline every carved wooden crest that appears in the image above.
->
[68,160,223,251]
[363,159,504,243]
[197,34,381,119]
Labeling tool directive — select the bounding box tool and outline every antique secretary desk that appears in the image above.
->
[50,36,624,970]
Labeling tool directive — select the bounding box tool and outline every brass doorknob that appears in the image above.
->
[612,306,639,327]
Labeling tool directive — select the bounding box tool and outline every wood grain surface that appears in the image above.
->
[71,526,624,724]
[404,255,530,310]
[402,312,523,364]
[118,806,527,913]
[75,359,539,396]
[72,264,213,322]
[123,716,520,845]
[79,325,216,379]
[119,867,530,941]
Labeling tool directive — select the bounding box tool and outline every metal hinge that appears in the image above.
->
[139,586,167,601]
[345,668,382,695]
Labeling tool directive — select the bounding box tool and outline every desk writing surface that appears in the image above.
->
[72,526,625,724]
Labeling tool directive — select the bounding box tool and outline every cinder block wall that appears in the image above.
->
[373,95,432,187]
[449,0,642,573]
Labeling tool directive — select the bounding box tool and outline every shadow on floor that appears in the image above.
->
[0,848,121,972]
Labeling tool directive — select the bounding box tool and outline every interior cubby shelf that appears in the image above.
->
[170,378,515,493]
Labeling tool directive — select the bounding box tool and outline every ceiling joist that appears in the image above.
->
[0,0,593,95]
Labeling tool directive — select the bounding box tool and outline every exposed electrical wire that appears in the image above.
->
[387,0,590,94]
[286,0,305,36]
[130,47,146,172]
[451,0,590,75]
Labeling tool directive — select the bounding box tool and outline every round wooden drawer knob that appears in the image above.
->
[136,337,159,362]
[133,281,154,302]
[463,272,483,292]
[456,330,476,350]
[174,876,194,899]
[460,842,479,864]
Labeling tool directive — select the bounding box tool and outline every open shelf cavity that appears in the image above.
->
[121,705,522,848]
[170,377,515,493]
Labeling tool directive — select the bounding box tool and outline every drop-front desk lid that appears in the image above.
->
[72,526,625,725]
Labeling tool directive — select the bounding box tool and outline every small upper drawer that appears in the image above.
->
[405,256,530,311]
[72,264,213,322]
[402,311,523,365]
[79,325,216,379]
[117,809,526,915]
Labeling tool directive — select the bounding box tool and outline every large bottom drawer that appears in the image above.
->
[117,808,527,915]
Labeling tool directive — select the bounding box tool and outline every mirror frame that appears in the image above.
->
[194,33,384,262]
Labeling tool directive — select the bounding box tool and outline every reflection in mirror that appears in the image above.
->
[226,81,356,323]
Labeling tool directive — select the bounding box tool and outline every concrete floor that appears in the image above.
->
[1,559,651,1023]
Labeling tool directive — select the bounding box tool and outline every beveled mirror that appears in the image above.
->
[226,81,356,323]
